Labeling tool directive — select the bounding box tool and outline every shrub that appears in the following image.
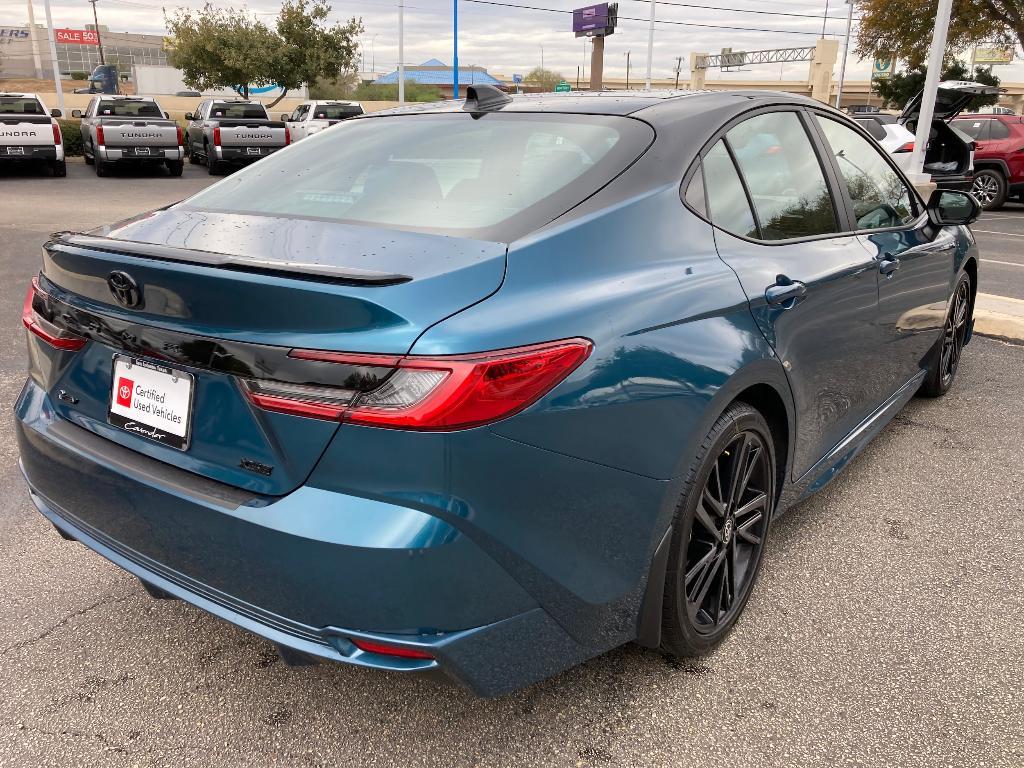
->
[70,71,88,80]
[57,119,84,156]
[353,80,441,102]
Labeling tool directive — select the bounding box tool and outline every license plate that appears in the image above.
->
[7,146,24,155]
[108,356,194,451]
[134,147,151,156]
[246,147,262,155]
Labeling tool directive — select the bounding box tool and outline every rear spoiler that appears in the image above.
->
[47,232,412,286]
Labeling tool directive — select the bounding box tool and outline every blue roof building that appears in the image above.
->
[376,59,503,97]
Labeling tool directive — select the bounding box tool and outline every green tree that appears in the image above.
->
[353,80,442,102]
[873,60,1001,110]
[855,0,1021,68]
[165,1,362,107]
[524,67,565,91]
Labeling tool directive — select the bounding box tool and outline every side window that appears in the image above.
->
[289,106,304,121]
[815,115,916,230]
[990,120,1010,140]
[726,111,839,241]
[703,141,758,239]
[952,119,990,141]
[856,118,886,141]
[87,97,98,117]
[683,163,706,218]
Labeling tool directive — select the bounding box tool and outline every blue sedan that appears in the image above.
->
[17,86,980,696]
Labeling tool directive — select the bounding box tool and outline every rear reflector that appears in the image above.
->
[96,124,105,147]
[243,338,593,430]
[213,126,221,147]
[350,638,434,660]
[284,126,291,146]
[22,278,87,351]
[176,125,184,146]
[52,122,61,146]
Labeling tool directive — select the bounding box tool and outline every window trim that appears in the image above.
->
[806,108,929,237]
[681,106,853,247]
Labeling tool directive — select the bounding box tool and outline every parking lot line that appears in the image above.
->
[982,259,1024,268]
[973,229,1024,238]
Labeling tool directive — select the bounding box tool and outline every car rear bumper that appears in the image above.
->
[97,146,184,162]
[15,378,610,696]
[934,173,974,192]
[1,145,60,161]
[215,146,282,163]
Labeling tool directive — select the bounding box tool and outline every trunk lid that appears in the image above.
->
[97,119,179,148]
[899,80,1006,124]
[35,208,507,495]
[1,114,54,146]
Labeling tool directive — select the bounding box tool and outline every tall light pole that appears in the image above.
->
[539,43,544,72]
[453,0,459,98]
[908,0,954,182]
[834,1,853,108]
[88,0,105,65]
[370,33,378,73]
[644,0,655,89]
[821,0,829,38]
[398,0,405,103]
[26,0,44,79]
[42,0,64,113]
[624,50,631,89]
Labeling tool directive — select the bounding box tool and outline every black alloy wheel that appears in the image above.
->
[661,402,775,656]
[920,271,972,398]
[940,276,971,388]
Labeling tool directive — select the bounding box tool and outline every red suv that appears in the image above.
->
[951,114,1024,209]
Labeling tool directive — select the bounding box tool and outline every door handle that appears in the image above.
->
[879,255,901,276]
[765,277,808,307]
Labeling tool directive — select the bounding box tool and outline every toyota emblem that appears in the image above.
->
[107,271,143,309]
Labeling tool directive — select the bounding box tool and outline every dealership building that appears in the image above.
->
[0,24,167,78]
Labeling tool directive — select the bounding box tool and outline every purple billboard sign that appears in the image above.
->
[573,3,609,34]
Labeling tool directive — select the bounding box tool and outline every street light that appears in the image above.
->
[370,33,378,73]
[88,0,105,65]
[624,50,631,90]
[540,43,544,72]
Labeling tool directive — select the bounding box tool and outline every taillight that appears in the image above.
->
[895,141,914,153]
[176,125,183,146]
[284,126,291,146]
[52,122,61,145]
[350,638,433,660]
[96,124,105,146]
[22,278,87,351]
[213,126,221,147]
[243,338,593,430]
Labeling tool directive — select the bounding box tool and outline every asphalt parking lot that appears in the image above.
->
[1,161,1023,767]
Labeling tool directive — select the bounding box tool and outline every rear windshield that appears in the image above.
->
[181,112,654,240]
[0,97,44,115]
[97,100,163,117]
[210,103,269,119]
[312,105,363,120]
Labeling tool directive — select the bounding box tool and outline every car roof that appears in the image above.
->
[376,88,822,118]
[0,92,38,98]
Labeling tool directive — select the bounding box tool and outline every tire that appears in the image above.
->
[919,271,972,398]
[205,143,220,175]
[50,160,66,177]
[660,402,776,657]
[187,137,201,165]
[971,169,1007,210]
[95,155,109,177]
[166,160,184,177]
[83,145,94,165]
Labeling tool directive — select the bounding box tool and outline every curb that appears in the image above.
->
[974,293,1024,344]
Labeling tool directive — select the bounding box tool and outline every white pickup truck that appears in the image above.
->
[282,100,364,142]
[0,92,65,177]
[72,95,184,178]
[184,99,289,175]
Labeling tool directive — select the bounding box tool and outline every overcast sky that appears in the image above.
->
[5,0,1023,83]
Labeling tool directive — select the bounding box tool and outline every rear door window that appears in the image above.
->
[951,119,991,141]
[815,115,916,230]
[702,141,758,239]
[726,111,839,241]
[990,120,1010,139]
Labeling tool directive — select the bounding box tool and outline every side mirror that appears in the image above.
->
[927,189,981,227]
[184,112,194,121]
[280,113,289,121]
[51,108,62,118]
[70,109,82,118]
[163,111,170,119]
